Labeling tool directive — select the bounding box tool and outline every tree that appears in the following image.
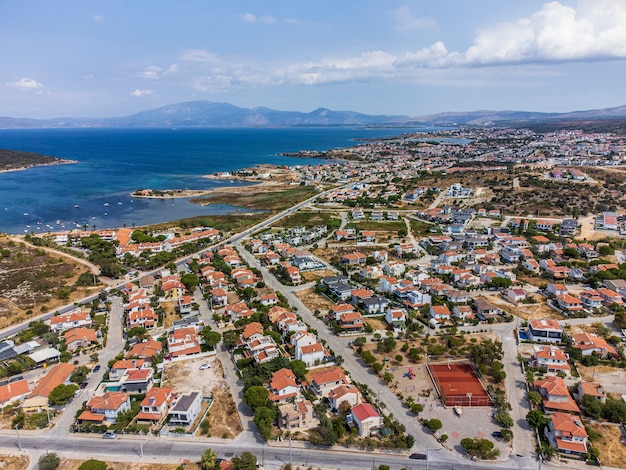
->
[495,412,514,428]
[602,398,626,423]
[425,418,442,432]
[48,384,77,406]
[201,328,222,349]
[70,366,90,384]
[290,360,307,382]
[253,406,276,440]
[383,371,394,383]
[526,409,547,429]
[528,391,542,407]
[243,386,269,410]
[127,326,147,339]
[181,273,200,291]
[581,395,603,419]
[199,448,218,470]
[500,429,513,442]
[77,460,107,470]
[232,451,257,470]
[38,452,61,470]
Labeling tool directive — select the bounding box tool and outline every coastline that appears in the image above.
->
[131,164,299,200]
[0,158,78,174]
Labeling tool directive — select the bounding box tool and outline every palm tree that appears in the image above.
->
[199,448,218,470]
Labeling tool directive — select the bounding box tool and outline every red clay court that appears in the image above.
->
[427,363,492,406]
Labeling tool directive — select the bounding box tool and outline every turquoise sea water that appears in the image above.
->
[0,127,422,234]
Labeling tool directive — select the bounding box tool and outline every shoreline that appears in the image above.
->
[0,158,78,174]
[132,164,299,200]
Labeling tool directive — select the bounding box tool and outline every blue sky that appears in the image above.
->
[2,0,626,118]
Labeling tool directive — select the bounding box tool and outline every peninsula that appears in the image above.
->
[0,148,76,173]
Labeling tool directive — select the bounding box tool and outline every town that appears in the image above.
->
[1,124,626,470]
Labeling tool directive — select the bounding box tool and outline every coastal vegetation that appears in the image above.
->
[191,185,318,211]
[0,148,73,172]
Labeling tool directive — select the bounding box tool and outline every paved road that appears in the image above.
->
[0,433,539,470]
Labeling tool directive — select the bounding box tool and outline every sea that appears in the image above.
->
[0,127,426,235]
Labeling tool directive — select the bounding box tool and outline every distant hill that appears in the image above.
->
[2,101,626,129]
[0,101,407,129]
[406,105,626,126]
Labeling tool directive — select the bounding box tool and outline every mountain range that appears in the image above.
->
[1,100,626,129]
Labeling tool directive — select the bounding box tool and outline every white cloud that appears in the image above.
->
[7,78,44,92]
[130,89,153,97]
[408,0,626,67]
[177,1,626,93]
[241,13,277,24]
[390,6,436,32]
[181,49,220,63]
[135,66,162,80]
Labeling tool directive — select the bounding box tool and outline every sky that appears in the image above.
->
[2,0,626,119]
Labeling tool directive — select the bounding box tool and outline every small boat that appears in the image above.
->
[103,203,109,207]
[23,212,28,216]
[454,405,462,416]
[74,205,80,208]
[118,202,123,205]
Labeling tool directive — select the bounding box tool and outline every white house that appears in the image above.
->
[350,403,383,437]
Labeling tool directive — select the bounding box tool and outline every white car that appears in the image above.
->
[199,363,211,370]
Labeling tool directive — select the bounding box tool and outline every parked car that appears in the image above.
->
[74,389,82,397]
[492,431,502,439]
[80,382,88,389]
[199,363,211,370]
[102,430,116,439]
[93,365,101,373]
[409,453,427,460]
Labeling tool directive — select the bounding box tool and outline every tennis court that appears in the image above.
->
[427,363,492,406]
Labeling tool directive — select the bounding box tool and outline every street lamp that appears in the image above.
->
[15,424,20,451]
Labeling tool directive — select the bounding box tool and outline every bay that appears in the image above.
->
[0,127,422,234]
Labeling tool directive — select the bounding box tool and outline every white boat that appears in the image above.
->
[454,405,462,416]
[104,203,109,207]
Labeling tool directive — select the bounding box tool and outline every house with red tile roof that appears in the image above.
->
[570,332,617,359]
[242,322,264,341]
[341,251,367,266]
[110,358,148,380]
[136,387,175,423]
[545,412,588,456]
[350,403,383,437]
[0,379,30,406]
[167,327,201,357]
[337,311,364,332]
[78,391,131,424]
[328,384,361,412]
[532,346,571,375]
[48,310,91,332]
[535,376,579,413]
[309,368,349,397]
[226,301,255,322]
[556,294,584,314]
[126,339,162,359]
[63,327,98,351]
[268,368,300,403]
